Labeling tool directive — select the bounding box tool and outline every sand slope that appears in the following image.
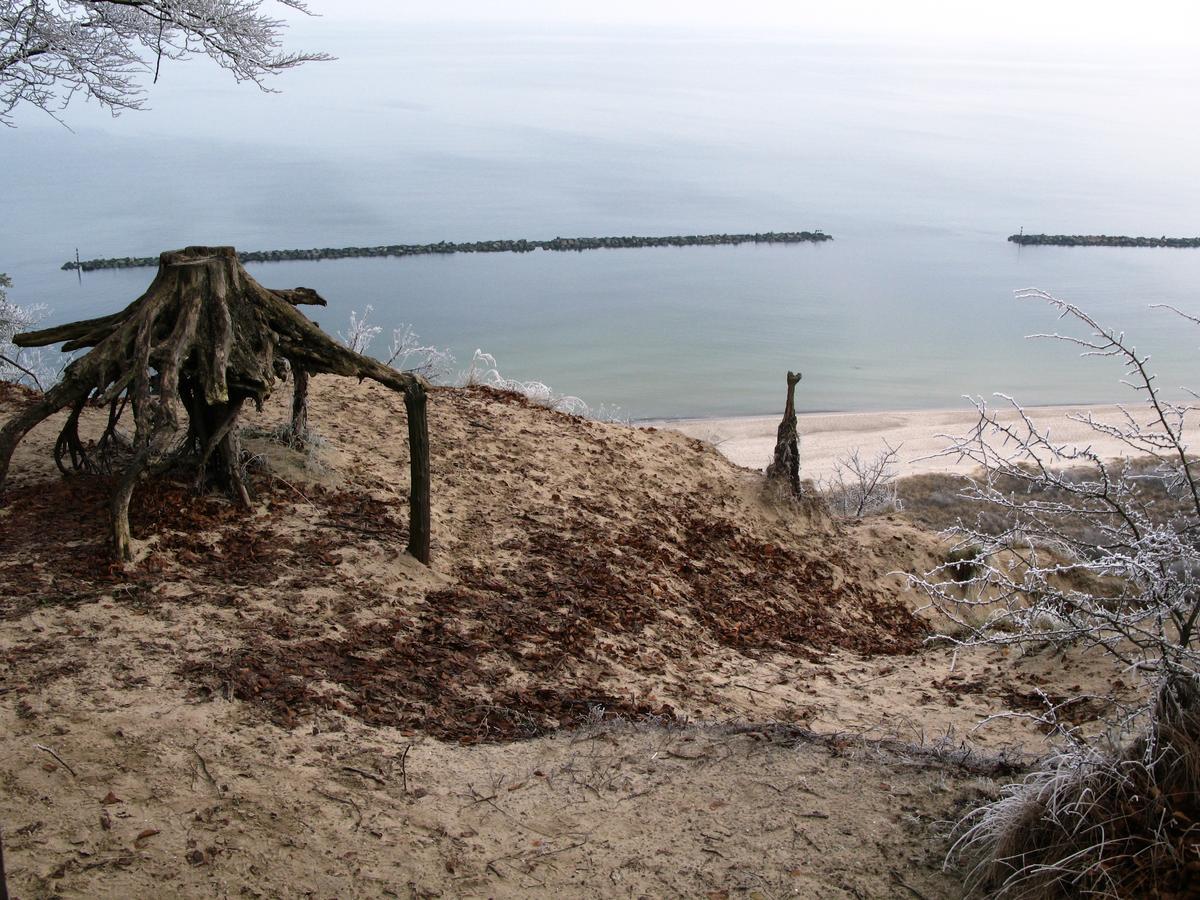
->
[0,379,1122,897]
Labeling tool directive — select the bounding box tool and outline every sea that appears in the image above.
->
[3,23,1200,420]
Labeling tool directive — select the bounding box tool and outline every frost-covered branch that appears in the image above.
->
[911,291,1200,896]
[0,273,54,390]
[337,305,381,355]
[385,323,455,384]
[0,0,332,125]
[460,349,623,421]
[819,441,902,519]
[337,308,455,384]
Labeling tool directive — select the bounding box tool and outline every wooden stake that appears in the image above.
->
[765,370,802,496]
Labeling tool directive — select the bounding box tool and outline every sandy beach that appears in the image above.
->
[649,403,1189,480]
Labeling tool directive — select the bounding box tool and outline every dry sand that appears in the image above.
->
[0,380,1128,898]
[652,403,1188,479]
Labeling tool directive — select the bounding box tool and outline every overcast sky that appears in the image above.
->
[327,0,1198,45]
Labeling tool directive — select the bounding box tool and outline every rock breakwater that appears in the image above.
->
[1009,233,1200,248]
[62,231,832,272]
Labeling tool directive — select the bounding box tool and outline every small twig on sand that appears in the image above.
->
[191,747,218,791]
[35,743,77,777]
[721,723,1032,777]
[319,520,397,538]
[313,787,362,829]
[732,682,771,695]
[797,811,830,819]
[890,869,931,900]
[342,765,387,786]
[398,744,412,793]
[487,840,590,878]
[268,472,311,504]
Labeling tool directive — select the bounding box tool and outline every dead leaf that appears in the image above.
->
[101,791,122,805]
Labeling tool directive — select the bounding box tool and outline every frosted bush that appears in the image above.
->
[819,441,903,518]
[459,349,623,422]
[0,275,55,391]
[911,290,1200,897]
[385,324,456,384]
[338,306,382,355]
[338,308,455,383]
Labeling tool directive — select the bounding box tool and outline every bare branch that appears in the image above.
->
[0,1,332,125]
[914,291,1200,896]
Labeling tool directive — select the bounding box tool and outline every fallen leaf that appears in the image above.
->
[101,791,122,805]
[134,828,160,844]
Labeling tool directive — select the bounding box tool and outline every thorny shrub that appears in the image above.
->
[819,441,903,519]
[911,291,1200,898]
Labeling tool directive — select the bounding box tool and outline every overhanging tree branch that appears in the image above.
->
[0,0,332,124]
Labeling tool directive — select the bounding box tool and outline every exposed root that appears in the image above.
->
[0,246,432,564]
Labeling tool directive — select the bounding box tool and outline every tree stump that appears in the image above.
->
[0,246,432,564]
[765,370,802,496]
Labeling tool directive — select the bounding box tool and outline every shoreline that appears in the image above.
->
[645,403,1189,480]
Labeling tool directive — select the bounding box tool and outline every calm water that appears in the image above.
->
[3,26,1199,419]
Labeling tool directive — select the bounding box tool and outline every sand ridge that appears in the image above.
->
[0,379,1125,897]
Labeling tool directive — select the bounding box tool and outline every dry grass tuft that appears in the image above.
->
[954,681,1200,898]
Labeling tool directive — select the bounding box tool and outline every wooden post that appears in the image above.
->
[404,382,431,564]
[291,366,309,441]
[765,370,802,496]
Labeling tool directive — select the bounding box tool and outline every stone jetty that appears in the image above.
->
[1009,233,1200,248]
[61,231,832,272]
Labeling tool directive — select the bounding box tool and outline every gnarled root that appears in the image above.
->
[2,246,433,565]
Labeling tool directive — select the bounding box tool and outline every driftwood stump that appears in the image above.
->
[765,370,802,496]
[0,246,432,564]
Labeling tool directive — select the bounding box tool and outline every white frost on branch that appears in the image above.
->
[385,323,455,384]
[910,290,1200,896]
[0,0,332,125]
[337,305,381,356]
[460,349,623,421]
[0,273,55,390]
[337,307,455,383]
[819,441,902,519]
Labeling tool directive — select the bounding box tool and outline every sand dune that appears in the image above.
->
[0,381,1128,898]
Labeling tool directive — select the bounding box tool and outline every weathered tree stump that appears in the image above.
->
[765,370,802,496]
[0,246,432,564]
